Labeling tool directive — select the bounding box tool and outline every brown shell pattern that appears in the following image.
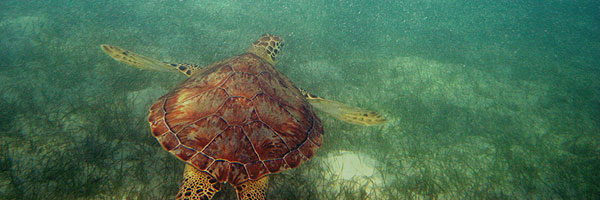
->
[148,53,323,185]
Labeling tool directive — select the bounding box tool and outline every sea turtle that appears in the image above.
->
[101,34,386,200]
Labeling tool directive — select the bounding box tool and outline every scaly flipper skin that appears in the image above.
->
[176,164,221,200]
[100,44,385,124]
[235,176,268,200]
[100,44,201,76]
[101,43,386,125]
[175,161,269,200]
[301,89,386,125]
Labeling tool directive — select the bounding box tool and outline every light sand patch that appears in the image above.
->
[320,150,386,199]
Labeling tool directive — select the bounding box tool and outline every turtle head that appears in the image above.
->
[247,33,284,65]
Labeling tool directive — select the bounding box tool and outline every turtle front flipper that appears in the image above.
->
[176,164,221,200]
[235,176,268,200]
[301,89,387,125]
[100,44,201,76]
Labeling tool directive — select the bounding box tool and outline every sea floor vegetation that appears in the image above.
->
[1,1,598,199]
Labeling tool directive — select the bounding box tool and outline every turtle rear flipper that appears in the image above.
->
[100,44,200,76]
[176,164,220,200]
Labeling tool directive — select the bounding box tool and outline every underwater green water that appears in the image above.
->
[1,0,599,199]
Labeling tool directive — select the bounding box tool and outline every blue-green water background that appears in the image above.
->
[1,0,598,199]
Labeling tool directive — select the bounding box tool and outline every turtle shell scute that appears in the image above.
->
[149,53,323,185]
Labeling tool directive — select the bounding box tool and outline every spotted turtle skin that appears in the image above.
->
[148,53,323,185]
